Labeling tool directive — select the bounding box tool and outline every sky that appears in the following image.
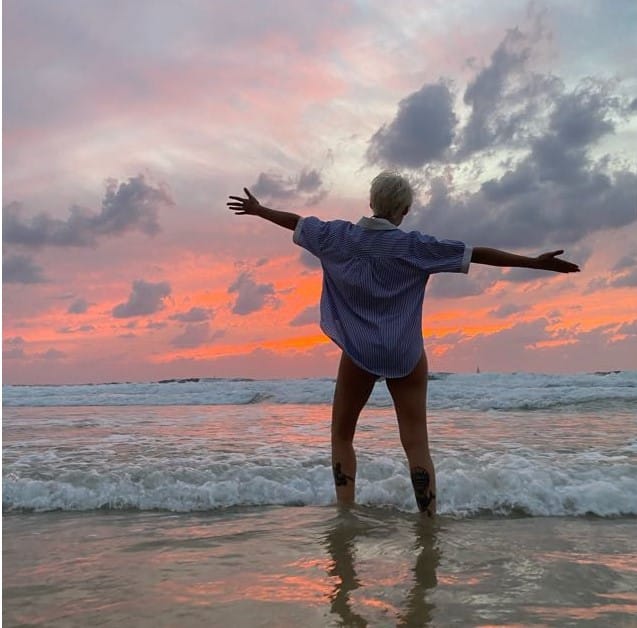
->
[3,0,637,384]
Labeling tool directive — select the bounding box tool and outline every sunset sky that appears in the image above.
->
[3,0,637,385]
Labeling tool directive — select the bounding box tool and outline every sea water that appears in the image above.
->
[3,371,637,626]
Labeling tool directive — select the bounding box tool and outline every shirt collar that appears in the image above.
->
[357,216,398,230]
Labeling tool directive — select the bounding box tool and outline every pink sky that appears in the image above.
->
[3,1,637,384]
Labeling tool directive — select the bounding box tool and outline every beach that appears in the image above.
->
[4,508,637,627]
[3,372,637,626]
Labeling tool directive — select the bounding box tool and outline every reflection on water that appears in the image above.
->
[4,509,637,627]
[323,507,440,627]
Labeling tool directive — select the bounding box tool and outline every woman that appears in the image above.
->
[227,171,579,516]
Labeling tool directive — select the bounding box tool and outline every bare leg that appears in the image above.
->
[331,352,377,505]
[386,352,436,516]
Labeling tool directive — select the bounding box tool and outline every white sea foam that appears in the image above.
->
[3,371,637,410]
[4,450,636,517]
[4,372,635,519]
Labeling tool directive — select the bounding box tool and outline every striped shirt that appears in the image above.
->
[293,215,472,378]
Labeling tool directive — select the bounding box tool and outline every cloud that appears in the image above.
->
[170,307,213,323]
[289,305,319,327]
[58,325,95,334]
[2,254,48,284]
[610,267,637,288]
[112,279,172,318]
[171,322,222,348]
[457,22,558,157]
[251,168,327,205]
[500,267,550,283]
[367,82,457,168]
[299,249,321,270]
[427,267,496,298]
[297,169,322,193]
[228,271,278,315]
[408,143,637,250]
[549,82,618,148]
[369,20,637,252]
[613,254,636,271]
[3,337,66,361]
[617,320,637,335]
[3,175,173,248]
[67,298,89,314]
[35,348,66,360]
[3,337,26,360]
[489,303,525,318]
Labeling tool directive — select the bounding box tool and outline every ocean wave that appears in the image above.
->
[4,451,636,518]
[3,371,637,411]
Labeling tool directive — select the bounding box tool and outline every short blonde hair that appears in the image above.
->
[369,171,413,219]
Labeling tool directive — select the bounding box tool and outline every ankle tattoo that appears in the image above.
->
[333,462,354,487]
[411,466,436,515]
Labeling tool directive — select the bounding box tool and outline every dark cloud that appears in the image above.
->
[489,303,525,318]
[228,271,277,315]
[3,337,26,360]
[549,82,617,148]
[457,24,559,157]
[2,254,48,284]
[3,175,173,248]
[297,169,322,193]
[35,348,66,360]
[2,337,64,361]
[58,325,95,334]
[252,168,327,206]
[367,82,457,168]
[617,320,637,335]
[610,267,637,288]
[171,322,223,348]
[407,149,637,250]
[289,305,319,327]
[67,298,89,314]
[170,307,213,323]
[500,267,551,283]
[112,279,171,318]
[371,20,636,252]
[426,266,496,299]
[299,249,321,270]
[613,254,636,271]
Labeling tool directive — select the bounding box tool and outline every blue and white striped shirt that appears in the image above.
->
[293,215,472,378]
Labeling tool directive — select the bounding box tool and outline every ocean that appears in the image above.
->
[3,371,637,626]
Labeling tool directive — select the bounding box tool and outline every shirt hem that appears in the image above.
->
[322,325,425,379]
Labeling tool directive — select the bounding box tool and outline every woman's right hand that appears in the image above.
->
[227,188,263,216]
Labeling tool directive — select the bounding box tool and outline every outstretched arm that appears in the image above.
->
[227,188,300,231]
[471,247,580,273]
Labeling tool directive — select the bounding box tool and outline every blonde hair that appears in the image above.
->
[369,171,413,219]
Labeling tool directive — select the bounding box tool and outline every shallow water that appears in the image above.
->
[4,507,637,627]
[3,373,637,625]
[3,401,636,515]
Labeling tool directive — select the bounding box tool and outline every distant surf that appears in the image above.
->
[3,371,636,411]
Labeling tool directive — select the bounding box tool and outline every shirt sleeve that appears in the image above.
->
[292,216,331,258]
[412,233,472,274]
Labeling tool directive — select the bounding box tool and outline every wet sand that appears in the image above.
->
[4,506,637,627]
